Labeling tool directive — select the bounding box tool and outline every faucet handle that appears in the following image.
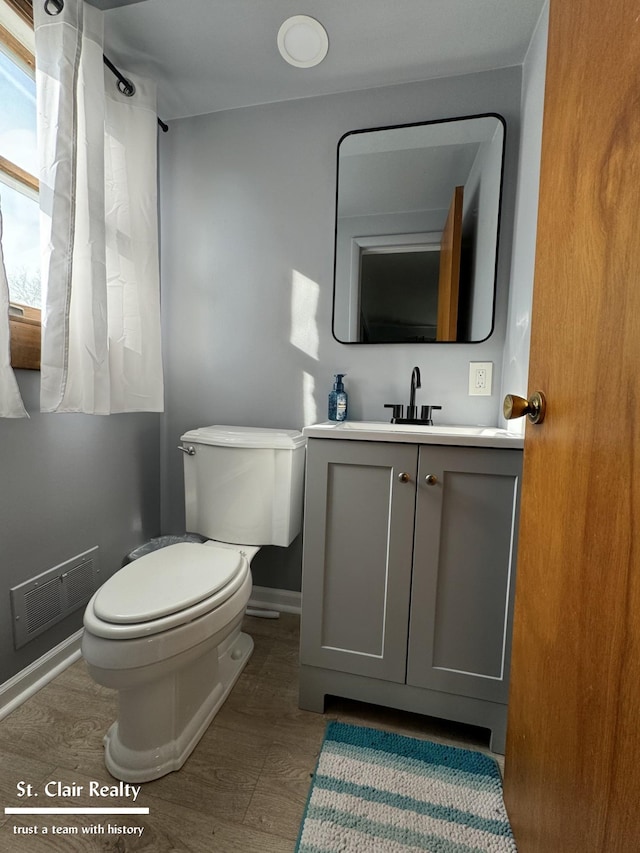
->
[420,405,442,424]
[384,404,403,422]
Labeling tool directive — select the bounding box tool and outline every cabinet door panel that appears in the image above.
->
[407,446,522,703]
[300,439,417,682]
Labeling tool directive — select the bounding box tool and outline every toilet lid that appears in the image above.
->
[93,543,245,624]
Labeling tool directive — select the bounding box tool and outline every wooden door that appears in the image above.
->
[503,1,640,850]
[436,185,463,341]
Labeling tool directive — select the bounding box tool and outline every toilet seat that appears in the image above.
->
[84,543,249,640]
[95,542,244,623]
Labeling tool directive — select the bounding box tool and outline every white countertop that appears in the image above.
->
[303,421,524,449]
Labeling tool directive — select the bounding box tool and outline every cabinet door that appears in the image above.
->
[300,439,417,683]
[407,446,522,703]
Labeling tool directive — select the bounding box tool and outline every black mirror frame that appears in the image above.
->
[331,112,507,345]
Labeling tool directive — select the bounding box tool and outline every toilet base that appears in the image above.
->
[102,627,253,783]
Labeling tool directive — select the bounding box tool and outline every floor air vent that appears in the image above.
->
[10,547,100,649]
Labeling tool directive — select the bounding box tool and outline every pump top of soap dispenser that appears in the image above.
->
[333,374,346,391]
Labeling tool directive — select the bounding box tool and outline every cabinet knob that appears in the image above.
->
[398,472,411,483]
[424,474,439,486]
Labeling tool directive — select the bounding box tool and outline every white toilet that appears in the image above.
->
[82,425,305,783]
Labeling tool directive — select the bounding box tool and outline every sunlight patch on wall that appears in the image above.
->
[302,371,317,426]
[290,269,319,360]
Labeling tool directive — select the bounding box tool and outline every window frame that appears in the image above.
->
[0,2,41,371]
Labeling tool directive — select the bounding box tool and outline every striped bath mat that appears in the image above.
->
[296,722,516,853]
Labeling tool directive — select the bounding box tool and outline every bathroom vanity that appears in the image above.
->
[298,421,523,753]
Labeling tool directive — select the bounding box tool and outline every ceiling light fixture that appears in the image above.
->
[277,15,329,68]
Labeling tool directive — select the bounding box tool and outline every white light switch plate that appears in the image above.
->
[469,362,493,396]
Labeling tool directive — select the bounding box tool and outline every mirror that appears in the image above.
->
[332,114,505,344]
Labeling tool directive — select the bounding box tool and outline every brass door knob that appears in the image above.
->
[503,391,546,424]
[398,472,411,483]
[424,474,439,486]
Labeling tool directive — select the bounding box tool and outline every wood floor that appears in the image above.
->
[0,613,500,852]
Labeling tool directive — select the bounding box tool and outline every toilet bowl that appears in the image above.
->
[82,541,257,782]
[82,425,305,783]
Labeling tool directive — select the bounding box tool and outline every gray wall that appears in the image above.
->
[500,2,549,428]
[0,371,160,682]
[159,66,523,590]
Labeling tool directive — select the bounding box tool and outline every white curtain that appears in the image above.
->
[34,0,164,414]
[0,204,29,418]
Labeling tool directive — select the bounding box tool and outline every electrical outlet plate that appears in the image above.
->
[469,361,493,396]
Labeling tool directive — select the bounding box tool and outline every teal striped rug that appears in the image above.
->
[295,722,517,853]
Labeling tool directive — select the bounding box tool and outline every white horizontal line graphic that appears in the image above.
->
[4,807,149,815]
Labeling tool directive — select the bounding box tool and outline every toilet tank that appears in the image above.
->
[180,425,306,547]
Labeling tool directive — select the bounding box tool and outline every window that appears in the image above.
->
[0,0,40,370]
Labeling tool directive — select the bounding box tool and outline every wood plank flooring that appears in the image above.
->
[0,614,500,852]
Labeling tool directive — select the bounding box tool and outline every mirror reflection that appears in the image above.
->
[332,114,505,344]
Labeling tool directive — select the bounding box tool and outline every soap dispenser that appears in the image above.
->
[328,374,348,421]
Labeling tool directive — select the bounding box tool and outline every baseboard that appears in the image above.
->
[248,586,301,614]
[0,629,83,722]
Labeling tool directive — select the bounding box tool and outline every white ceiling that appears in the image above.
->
[98,0,547,122]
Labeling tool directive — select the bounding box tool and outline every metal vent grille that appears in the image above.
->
[10,547,100,649]
[24,578,63,635]
[63,559,97,609]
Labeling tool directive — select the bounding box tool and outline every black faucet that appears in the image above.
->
[384,365,442,425]
[407,366,421,420]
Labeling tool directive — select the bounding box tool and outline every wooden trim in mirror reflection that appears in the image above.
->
[436,185,463,341]
[10,304,41,370]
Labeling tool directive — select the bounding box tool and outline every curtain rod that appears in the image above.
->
[102,54,169,132]
[41,0,168,132]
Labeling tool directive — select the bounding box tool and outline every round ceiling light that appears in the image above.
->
[277,15,329,68]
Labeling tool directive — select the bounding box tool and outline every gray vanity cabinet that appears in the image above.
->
[299,436,523,753]
[300,438,418,682]
[407,445,522,704]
